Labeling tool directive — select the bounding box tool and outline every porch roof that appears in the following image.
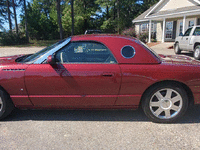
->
[133,5,200,23]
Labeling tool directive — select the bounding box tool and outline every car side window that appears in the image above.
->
[193,27,200,36]
[184,28,192,36]
[55,41,117,64]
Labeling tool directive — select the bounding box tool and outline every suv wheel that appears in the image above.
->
[194,45,200,60]
[174,43,181,54]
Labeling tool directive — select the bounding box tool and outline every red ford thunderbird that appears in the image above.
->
[0,35,200,123]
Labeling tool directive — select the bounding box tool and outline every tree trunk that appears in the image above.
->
[106,5,109,20]
[6,0,12,31]
[113,1,116,20]
[117,0,120,34]
[12,0,18,34]
[24,0,29,42]
[56,0,63,40]
[71,0,74,35]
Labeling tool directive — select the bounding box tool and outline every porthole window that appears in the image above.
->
[121,46,135,59]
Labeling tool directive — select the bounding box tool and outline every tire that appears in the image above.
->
[0,89,14,120]
[194,45,200,60]
[174,43,181,54]
[142,84,188,123]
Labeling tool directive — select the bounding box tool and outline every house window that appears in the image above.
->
[189,20,194,28]
[141,23,156,33]
[151,23,157,33]
[179,22,183,35]
[141,24,148,32]
[165,21,173,39]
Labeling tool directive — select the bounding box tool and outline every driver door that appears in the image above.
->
[24,41,121,107]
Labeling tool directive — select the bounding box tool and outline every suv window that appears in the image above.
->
[193,27,200,36]
[55,41,117,64]
[184,28,192,36]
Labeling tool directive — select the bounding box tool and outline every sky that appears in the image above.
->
[1,0,31,31]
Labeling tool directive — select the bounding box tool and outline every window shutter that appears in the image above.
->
[197,18,200,25]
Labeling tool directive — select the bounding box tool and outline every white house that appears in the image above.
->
[132,0,200,43]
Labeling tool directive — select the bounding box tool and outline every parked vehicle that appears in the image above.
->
[84,30,102,34]
[174,25,200,60]
[1,34,200,123]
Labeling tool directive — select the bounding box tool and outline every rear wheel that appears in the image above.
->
[0,89,14,120]
[194,45,200,60]
[142,84,188,123]
[174,43,181,54]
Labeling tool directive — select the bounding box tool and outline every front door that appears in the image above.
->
[177,20,183,37]
[165,21,173,40]
[25,41,121,107]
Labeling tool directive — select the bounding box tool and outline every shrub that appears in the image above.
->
[0,31,28,46]
[122,27,136,37]
[138,32,149,43]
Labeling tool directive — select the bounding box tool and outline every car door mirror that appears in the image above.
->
[47,55,56,64]
[179,32,183,36]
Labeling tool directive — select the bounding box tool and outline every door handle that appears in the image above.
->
[102,73,114,77]
[186,38,188,40]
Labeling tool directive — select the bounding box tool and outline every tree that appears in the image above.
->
[19,0,29,41]
[75,0,100,32]
[56,0,63,39]
[6,0,12,31]
[18,0,158,40]
[62,0,99,35]
[96,0,112,20]
[21,0,59,40]
[0,0,7,30]
[71,0,74,35]
[117,0,119,33]
[24,0,29,42]
[99,0,142,33]
[12,0,18,34]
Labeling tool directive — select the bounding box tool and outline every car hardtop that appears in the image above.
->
[70,34,161,64]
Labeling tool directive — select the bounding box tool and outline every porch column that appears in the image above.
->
[162,18,166,43]
[148,20,152,43]
[183,15,186,34]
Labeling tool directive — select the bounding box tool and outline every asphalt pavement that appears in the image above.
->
[0,44,200,150]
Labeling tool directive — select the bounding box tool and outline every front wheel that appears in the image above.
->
[194,45,200,60]
[142,84,188,123]
[0,90,14,120]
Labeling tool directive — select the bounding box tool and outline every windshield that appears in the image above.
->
[22,39,67,62]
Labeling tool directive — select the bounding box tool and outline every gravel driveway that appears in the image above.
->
[0,45,200,150]
[0,46,44,57]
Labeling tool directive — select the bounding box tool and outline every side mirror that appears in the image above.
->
[179,32,183,36]
[47,55,56,64]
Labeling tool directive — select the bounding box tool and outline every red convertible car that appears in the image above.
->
[0,34,200,123]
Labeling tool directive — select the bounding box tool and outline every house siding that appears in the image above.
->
[135,24,140,35]
[160,0,195,11]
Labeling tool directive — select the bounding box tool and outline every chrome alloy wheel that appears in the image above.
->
[0,97,3,112]
[195,48,200,58]
[149,88,183,119]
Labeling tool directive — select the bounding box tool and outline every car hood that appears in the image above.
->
[159,54,200,65]
[0,55,24,64]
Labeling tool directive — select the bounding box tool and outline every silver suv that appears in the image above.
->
[174,25,200,60]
